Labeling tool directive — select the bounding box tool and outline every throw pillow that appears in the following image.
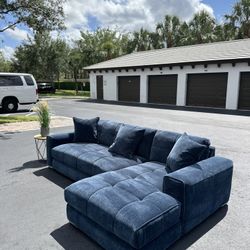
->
[109,125,145,158]
[166,133,208,172]
[73,117,99,143]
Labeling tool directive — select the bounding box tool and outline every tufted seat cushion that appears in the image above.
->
[52,143,140,176]
[52,143,105,168]
[76,148,141,176]
[117,161,168,190]
[65,162,181,249]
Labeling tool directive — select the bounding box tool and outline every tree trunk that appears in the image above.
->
[74,70,78,95]
[57,73,60,90]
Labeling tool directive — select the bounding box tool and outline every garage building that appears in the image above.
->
[85,39,250,110]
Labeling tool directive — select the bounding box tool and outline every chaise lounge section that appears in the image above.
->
[47,118,233,250]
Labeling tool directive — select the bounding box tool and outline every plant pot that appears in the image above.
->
[41,126,50,137]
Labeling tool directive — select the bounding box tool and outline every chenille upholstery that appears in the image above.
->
[46,119,233,250]
[65,162,180,249]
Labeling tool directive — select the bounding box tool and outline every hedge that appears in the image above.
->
[54,82,90,91]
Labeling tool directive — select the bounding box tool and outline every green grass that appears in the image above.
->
[40,89,90,97]
[0,115,38,124]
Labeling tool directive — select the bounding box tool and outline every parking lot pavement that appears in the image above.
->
[0,98,250,250]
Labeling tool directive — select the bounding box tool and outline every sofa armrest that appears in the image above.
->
[163,156,233,233]
[47,132,74,166]
[209,146,215,157]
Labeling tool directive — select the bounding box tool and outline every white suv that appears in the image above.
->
[0,73,38,112]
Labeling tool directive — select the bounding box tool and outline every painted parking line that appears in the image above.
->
[0,112,30,117]
[26,112,36,116]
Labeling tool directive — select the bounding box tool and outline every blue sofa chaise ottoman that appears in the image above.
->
[47,119,233,250]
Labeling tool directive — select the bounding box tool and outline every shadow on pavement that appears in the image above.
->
[9,160,47,172]
[169,205,228,250]
[33,167,72,189]
[0,133,12,140]
[51,223,102,250]
[0,108,30,114]
[51,205,228,250]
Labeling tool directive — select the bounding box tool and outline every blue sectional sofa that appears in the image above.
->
[47,119,233,250]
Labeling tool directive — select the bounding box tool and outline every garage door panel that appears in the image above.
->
[187,73,228,108]
[96,75,103,100]
[148,75,177,104]
[118,76,140,102]
[238,72,250,110]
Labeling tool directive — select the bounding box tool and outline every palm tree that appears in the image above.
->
[130,28,152,52]
[214,23,235,41]
[156,15,181,48]
[149,32,164,49]
[178,21,192,46]
[225,0,250,39]
[189,10,216,44]
[98,28,120,60]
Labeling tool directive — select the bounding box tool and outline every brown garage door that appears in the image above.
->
[187,73,228,108]
[238,72,250,110]
[118,76,140,102]
[96,75,103,100]
[148,75,177,104]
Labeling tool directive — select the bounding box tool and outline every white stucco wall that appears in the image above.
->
[89,62,249,110]
[102,74,117,101]
[89,73,96,99]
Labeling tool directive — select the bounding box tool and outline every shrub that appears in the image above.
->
[54,82,90,91]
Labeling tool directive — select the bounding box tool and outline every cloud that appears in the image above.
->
[0,0,214,52]
[5,27,30,41]
[61,0,214,39]
[0,46,15,60]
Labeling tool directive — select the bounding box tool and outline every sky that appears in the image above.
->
[0,0,237,60]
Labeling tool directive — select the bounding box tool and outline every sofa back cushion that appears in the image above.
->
[109,125,145,158]
[166,133,209,172]
[135,128,157,160]
[150,130,210,163]
[97,120,121,146]
[73,117,99,143]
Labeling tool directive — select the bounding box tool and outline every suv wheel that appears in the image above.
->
[3,98,18,113]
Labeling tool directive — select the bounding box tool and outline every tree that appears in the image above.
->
[0,51,11,71]
[78,30,102,66]
[225,0,250,39]
[0,0,65,33]
[156,15,182,48]
[12,32,68,81]
[189,10,217,44]
[129,28,152,52]
[149,32,164,49]
[178,21,193,46]
[68,47,83,94]
[78,28,129,65]
[49,37,70,83]
[97,28,123,60]
[214,23,235,41]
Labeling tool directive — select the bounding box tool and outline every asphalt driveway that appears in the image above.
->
[0,98,249,250]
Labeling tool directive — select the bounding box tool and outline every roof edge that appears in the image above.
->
[85,58,250,71]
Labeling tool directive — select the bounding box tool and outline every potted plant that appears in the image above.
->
[33,101,51,137]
